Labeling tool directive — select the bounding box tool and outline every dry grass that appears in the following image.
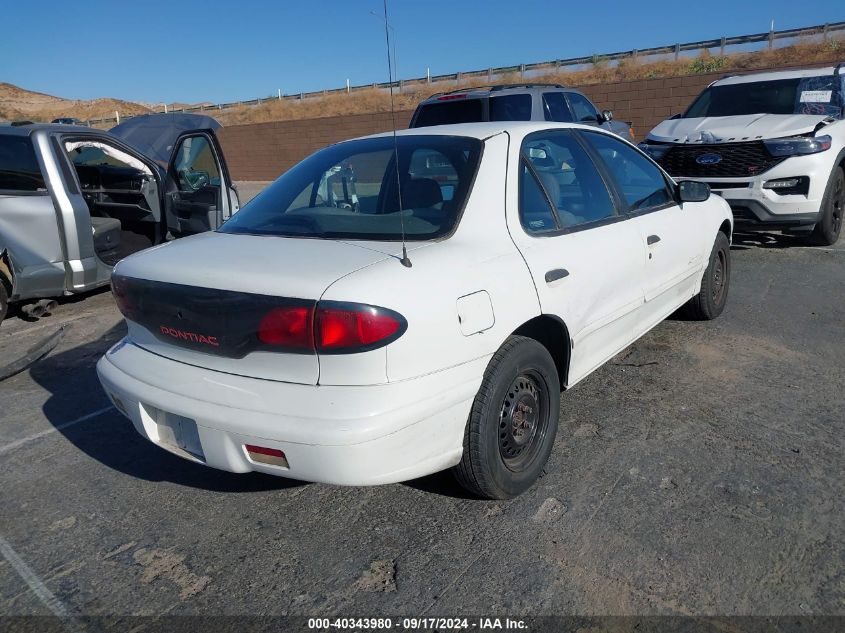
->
[3,35,842,127]
[214,37,844,127]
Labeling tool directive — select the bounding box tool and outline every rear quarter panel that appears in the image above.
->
[318,133,542,384]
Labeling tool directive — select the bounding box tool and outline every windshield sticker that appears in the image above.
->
[799,90,833,103]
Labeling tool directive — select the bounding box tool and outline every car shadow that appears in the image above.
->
[403,470,482,500]
[730,231,804,250]
[27,322,307,493]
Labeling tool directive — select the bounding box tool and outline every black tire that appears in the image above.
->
[453,335,560,499]
[0,283,7,327]
[807,166,844,247]
[681,231,730,320]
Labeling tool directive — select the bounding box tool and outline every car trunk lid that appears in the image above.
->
[113,231,397,384]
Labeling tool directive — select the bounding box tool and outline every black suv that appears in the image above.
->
[410,84,633,141]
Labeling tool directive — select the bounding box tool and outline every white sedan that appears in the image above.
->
[97,122,732,499]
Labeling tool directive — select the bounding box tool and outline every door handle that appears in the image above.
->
[545,268,570,283]
[647,234,661,245]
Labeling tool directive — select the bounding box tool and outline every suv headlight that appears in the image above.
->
[637,142,670,159]
[763,135,832,157]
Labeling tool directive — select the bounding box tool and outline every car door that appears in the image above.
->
[165,132,237,235]
[579,130,707,333]
[507,129,646,386]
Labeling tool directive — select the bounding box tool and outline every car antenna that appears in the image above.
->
[381,0,411,267]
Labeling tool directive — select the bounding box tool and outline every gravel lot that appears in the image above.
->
[0,229,842,626]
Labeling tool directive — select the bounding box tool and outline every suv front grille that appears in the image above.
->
[656,141,786,178]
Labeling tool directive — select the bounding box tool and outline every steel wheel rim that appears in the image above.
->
[712,248,727,304]
[498,371,548,472]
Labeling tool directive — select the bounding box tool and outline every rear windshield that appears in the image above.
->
[219,135,482,241]
[684,76,843,119]
[413,99,483,127]
[413,94,533,127]
[0,135,47,192]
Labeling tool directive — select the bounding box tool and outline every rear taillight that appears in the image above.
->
[258,306,313,348]
[111,275,136,320]
[257,302,406,354]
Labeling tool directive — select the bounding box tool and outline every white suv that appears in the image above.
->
[639,64,845,245]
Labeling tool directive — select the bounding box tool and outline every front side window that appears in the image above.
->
[582,132,673,212]
[566,93,599,122]
[0,135,46,192]
[172,135,221,192]
[542,92,574,122]
[489,94,532,121]
[684,76,843,119]
[220,135,482,240]
[520,129,616,231]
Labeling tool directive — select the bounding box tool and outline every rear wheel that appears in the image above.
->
[681,231,730,320]
[807,166,844,247]
[453,335,560,499]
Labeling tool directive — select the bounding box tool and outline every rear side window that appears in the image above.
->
[542,92,574,122]
[567,93,599,122]
[412,99,483,127]
[519,161,558,233]
[0,135,46,192]
[520,129,617,231]
[489,94,532,121]
[582,132,673,212]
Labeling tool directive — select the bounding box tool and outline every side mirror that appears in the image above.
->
[678,180,711,203]
[600,109,613,123]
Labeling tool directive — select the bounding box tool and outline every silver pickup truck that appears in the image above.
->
[0,113,239,325]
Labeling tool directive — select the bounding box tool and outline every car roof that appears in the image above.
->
[360,120,607,141]
[0,123,94,137]
[419,84,577,103]
[714,64,842,86]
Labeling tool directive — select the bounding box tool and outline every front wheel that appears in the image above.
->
[681,231,730,320]
[453,335,560,499]
[807,166,844,247]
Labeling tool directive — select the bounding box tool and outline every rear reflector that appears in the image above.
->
[245,444,289,468]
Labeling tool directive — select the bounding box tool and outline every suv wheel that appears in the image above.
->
[453,335,560,499]
[681,231,730,320]
[808,166,844,246]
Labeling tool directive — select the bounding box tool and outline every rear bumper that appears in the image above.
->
[96,339,483,486]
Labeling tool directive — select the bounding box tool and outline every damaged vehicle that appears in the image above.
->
[639,64,845,245]
[0,113,238,325]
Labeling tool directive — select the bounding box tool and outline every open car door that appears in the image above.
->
[165,131,239,235]
[110,113,239,237]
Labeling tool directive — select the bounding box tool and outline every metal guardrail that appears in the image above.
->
[87,21,845,126]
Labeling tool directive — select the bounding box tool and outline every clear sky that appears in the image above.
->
[1,0,842,104]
